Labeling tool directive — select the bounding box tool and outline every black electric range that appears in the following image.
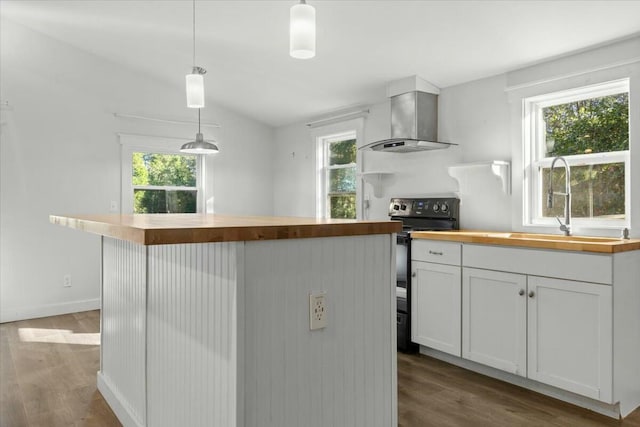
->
[389,197,460,352]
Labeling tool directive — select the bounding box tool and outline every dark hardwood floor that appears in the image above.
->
[0,311,120,426]
[2,311,639,426]
[398,352,640,427]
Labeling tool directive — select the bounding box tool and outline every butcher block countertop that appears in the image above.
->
[411,230,640,254]
[50,214,402,245]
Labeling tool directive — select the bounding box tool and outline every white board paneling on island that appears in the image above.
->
[100,237,147,427]
[147,242,241,427]
[243,235,395,427]
[91,229,397,427]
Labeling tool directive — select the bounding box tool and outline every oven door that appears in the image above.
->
[396,231,416,352]
[396,232,409,295]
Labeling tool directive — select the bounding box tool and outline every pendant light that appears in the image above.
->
[290,0,316,59]
[180,109,219,154]
[186,0,206,108]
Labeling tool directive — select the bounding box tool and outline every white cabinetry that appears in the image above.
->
[412,239,640,417]
[527,276,612,402]
[462,268,527,376]
[462,267,612,400]
[411,240,461,356]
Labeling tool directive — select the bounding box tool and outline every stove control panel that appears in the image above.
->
[389,197,459,219]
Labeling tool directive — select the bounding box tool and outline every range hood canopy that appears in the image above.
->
[361,90,456,152]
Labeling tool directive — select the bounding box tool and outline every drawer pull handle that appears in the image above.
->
[518,289,525,296]
[411,272,416,278]
[428,250,443,256]
[529,291,535,298]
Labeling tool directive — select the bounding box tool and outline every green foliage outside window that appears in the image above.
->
[330,195,356,219]
[328,139,357,219]
[544,93,628,157]
[329,168,356,192]
[542,163,625,219]
[329,139,357,166]
[132,153,197,213]
[542,93,628,219]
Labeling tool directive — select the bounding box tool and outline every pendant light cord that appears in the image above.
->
[192,0,196,67]
[198,108,201,134]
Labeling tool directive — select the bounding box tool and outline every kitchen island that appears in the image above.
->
[51,214,401,427]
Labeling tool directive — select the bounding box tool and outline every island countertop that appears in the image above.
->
[50,213,402,245]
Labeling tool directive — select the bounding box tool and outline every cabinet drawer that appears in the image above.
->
[463,244,612,285]
[412,240,461,265]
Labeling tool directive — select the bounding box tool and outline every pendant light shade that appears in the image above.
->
[290,0,316,59]
[180,132,219,154]
[186,67,206,108]
[181,109,219,154]
[186,0,206,108]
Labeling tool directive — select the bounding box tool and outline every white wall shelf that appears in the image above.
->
[448,161,511,195]
[359,171,394,198]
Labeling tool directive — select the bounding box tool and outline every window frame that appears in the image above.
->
[316,130,358,219]
[523,79,630,229]
[120,135,205,214]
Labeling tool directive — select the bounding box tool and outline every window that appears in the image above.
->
[132,152,200,213]
[523,79,629,228]
[317,132,357,219]
[120,135,205,214]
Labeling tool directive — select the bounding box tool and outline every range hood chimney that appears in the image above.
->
[361,81,456,152]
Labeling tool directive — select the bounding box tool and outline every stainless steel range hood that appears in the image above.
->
[361,91,455,152]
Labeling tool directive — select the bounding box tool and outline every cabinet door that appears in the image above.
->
[411,261,461,356]
[462,268,527,376]
[527,276,613,402]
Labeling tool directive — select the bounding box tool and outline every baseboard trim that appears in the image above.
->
[419,346,621,419]
[0,298,100,323]
[97,372,144,427]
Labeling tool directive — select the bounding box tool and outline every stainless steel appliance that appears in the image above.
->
[389,197,460,352]
[359,91,456,152]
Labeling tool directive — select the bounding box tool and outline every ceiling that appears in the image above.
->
[2,1,640,127]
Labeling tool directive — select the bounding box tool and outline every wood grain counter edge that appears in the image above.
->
[50,215,403,245]
[411,230,640,254]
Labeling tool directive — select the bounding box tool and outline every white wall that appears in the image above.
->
[273,124,316,218]
[438,74,512,230]
[273,77,511,229]
[273,37,640,235]
[0,19,274,322]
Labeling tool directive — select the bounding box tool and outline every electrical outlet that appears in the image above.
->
[309,292,327,330]
[109,200,118,212]
[63,274,72,288]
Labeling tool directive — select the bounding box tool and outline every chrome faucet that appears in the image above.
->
[547,156,572,236]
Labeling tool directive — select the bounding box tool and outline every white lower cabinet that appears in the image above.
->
[462,267,613,401]
[411,260,461,356]
[527,276,612,402]
[413,240,640,417]
[462,268,527,376]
